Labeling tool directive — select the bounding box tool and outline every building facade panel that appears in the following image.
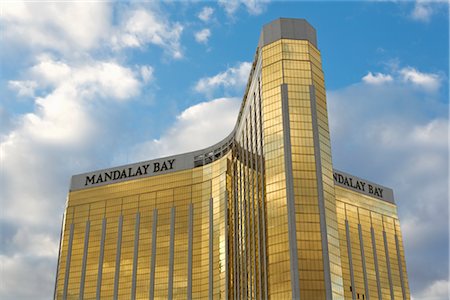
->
[334,171,411,300]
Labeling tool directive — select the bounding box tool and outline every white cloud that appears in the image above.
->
[1,3,184,59]
[218,0,268,16]
[412,2,433,22]
[1,57,143,226]
[140,65,154,83]
[362,72,393,85]
[12,228,59,258]
[218,0,240,15]
[411,0,434,22]
[410,118,448,148]
[111,8,183,58]
[0,2,111,54]
[412,279,449,300]
[132,97,240,161]
[8,80,38,97]
[400,67,441,91]
[361,67,442,92]
[28,56,141,101]
[0,106,15,141]
[0,254,56,300]
[198,6,214,22]
[410,0,448,23]
[195,61,251,96]
[195,28,211,44]
[29,55,72,86]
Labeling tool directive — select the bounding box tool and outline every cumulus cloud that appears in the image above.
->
[1,3,184,59]
[195,28,211,44]
[411,1,433,22]
[362,72,393,85]
[412,279,450,300]
[198,6,214,22]
[218,0,268,16]
[0,254,57,300]
[111,8,183,58]
[410,118,448,147]
[29,55,72,86]
[0,107,15,140]
[131,97,240,161]
[361,67,442,92]
[328,68,448,299]
[1,56,142,223]
[409,0,448,22]
[28,56,141,101]
[8,80,38,97]
[195,61,251,96]
[399,67,442,91]
[410,0,442,22]
[140,65,154,83]
[0,2,111,54]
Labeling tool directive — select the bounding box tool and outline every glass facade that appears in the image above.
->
[335,185,410,300]
[55,18,409,299]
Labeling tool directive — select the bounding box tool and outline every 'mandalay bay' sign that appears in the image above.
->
[84,159,175,186]
[70,154,196,191]
[333,169,394,203]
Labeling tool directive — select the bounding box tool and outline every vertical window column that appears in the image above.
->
[62,223,75,300]
[209,197,214,300]
[79,220,90,299]
[239,144,247,299]
[370,226,382,300]
[258,80,268,299]
[131,212,140,300]
[281,83,300,299]
[358,224,370,300]
[168,207,176,300]
[149,209,158,299]
[309,83,333,298]
[345,219,356,300]
[383,230,395,300]
[232,160,240,300]
[187,203,193,299]
[244,122,254,299]
[113,215,123,300]
[250,105,259,299]
[253,95,263,300]
[224,191,229,300]
[96,218,107,300]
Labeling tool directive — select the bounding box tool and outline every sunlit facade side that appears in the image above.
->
[54,18,409,299]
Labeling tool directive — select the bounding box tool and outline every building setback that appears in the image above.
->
[54,18,410,299]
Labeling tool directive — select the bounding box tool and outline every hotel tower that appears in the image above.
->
[55,18,410,299]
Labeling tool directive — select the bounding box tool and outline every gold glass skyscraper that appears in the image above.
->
[55,18,410,299]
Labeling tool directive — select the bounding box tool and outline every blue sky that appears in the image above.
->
[0,1,448,299]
